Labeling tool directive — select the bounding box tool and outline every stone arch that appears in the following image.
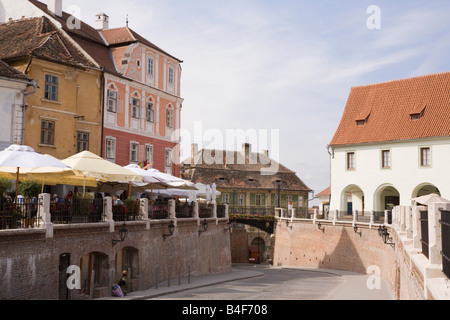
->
[79,251,109,295]
[411,182,441,200]
[373,183,400,212]
[115,246,139,282]
[250,237,265,264]
[341,184,365,213]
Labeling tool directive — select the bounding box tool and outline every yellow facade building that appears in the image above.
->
[0,16,103,159]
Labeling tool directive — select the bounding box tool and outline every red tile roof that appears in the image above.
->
[101,27,182,62]
[0,17,97,69]
[330,72,450,146]
[0,59,30,80]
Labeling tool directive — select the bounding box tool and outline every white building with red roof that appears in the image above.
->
[328,71,450,213]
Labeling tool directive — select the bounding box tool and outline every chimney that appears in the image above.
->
[263,149,270,157]
[95,13,109,30]
[242,143,251,156]
[191,143,198,165]
[48,0,63,18]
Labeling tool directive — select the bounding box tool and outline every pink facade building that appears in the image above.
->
[99,17,183,175]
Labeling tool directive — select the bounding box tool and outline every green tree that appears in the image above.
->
[0,178,12,197]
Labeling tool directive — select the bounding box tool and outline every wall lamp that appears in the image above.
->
[353,224,362,237]
[112,223,128,247]
[198,218,208,236]
[317,222,324,233]
[224,220,235,232]
[378,226,395,248]
[163,220,175,240]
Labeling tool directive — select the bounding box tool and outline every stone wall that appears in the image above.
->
[273,203,450,300]
[0,196,231,300]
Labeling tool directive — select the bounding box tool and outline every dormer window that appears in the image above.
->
[356,119,367,126]
[355,110,370,126]
[410,104,426,120]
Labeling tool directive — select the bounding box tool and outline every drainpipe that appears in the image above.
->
[21,80,38,145]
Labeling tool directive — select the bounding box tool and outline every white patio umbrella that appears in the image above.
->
[211,183,217,204]
[411,193,450,206]
[145,168,197,190]
[0,144,76,198]
[205,184,211,204]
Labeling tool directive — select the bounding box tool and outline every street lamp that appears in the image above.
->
[163,220,175,240]
[198,218,208,236]
[112,223,128,246]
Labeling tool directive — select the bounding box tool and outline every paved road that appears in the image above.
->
[149,264,395,300]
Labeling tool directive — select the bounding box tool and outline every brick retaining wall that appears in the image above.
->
[0,218,231,300]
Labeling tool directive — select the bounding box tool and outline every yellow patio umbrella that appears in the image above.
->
[60,151,143,194]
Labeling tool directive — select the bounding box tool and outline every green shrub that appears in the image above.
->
[18,180,42,199]
[0,178,12,197]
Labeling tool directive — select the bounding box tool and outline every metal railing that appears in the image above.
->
[113,199,142,221]
[0,197,41,230]
[51,198,105,224]
[440,209,450,279]
[198,203,213,218]
[149,201,169,219]
[175,202,195,218]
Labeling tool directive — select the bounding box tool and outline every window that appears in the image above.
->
[298,196,304,207]
[107,89,117,113]
[255,194,262,206]
[238,194,245,206]
[41,120,55,145]
[77,132,89,152]
[165,148,172,167]
[168,67,174,85]
[44,74,58,101]
[130,142,139,162]
[106,138,116,160]
[147,57,154,76]
[145,144,153,165]
[347,152,355,170]
[222,193,229,204]
[146,103,154,123]
[131,98,140,119]
[166,107,173,128]
[382,150,391,169]
[420,147,431,167]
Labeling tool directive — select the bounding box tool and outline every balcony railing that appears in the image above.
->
[0,197,41,230]
[51,198,105,224]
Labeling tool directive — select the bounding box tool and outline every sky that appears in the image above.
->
[62,0,450,205]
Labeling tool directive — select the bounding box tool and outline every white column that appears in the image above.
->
[104,196,114,232]
[39,193,53,238]
[140,198,150,229]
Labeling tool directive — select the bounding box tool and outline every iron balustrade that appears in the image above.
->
[198,203,213,218]
[216,204,226,218]
[175,202,195,218]
[113,199,141,221]
[148,201,169,219]
[440,209,450,279]
[420,210,429,259]
[51,198,105,224]
[0,197,41,230]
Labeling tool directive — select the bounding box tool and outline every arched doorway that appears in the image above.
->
[412,183,441,199]
[249,237,265,264]
[374,184,400,212]
[79,251,109,296]
[341,185,365,214]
